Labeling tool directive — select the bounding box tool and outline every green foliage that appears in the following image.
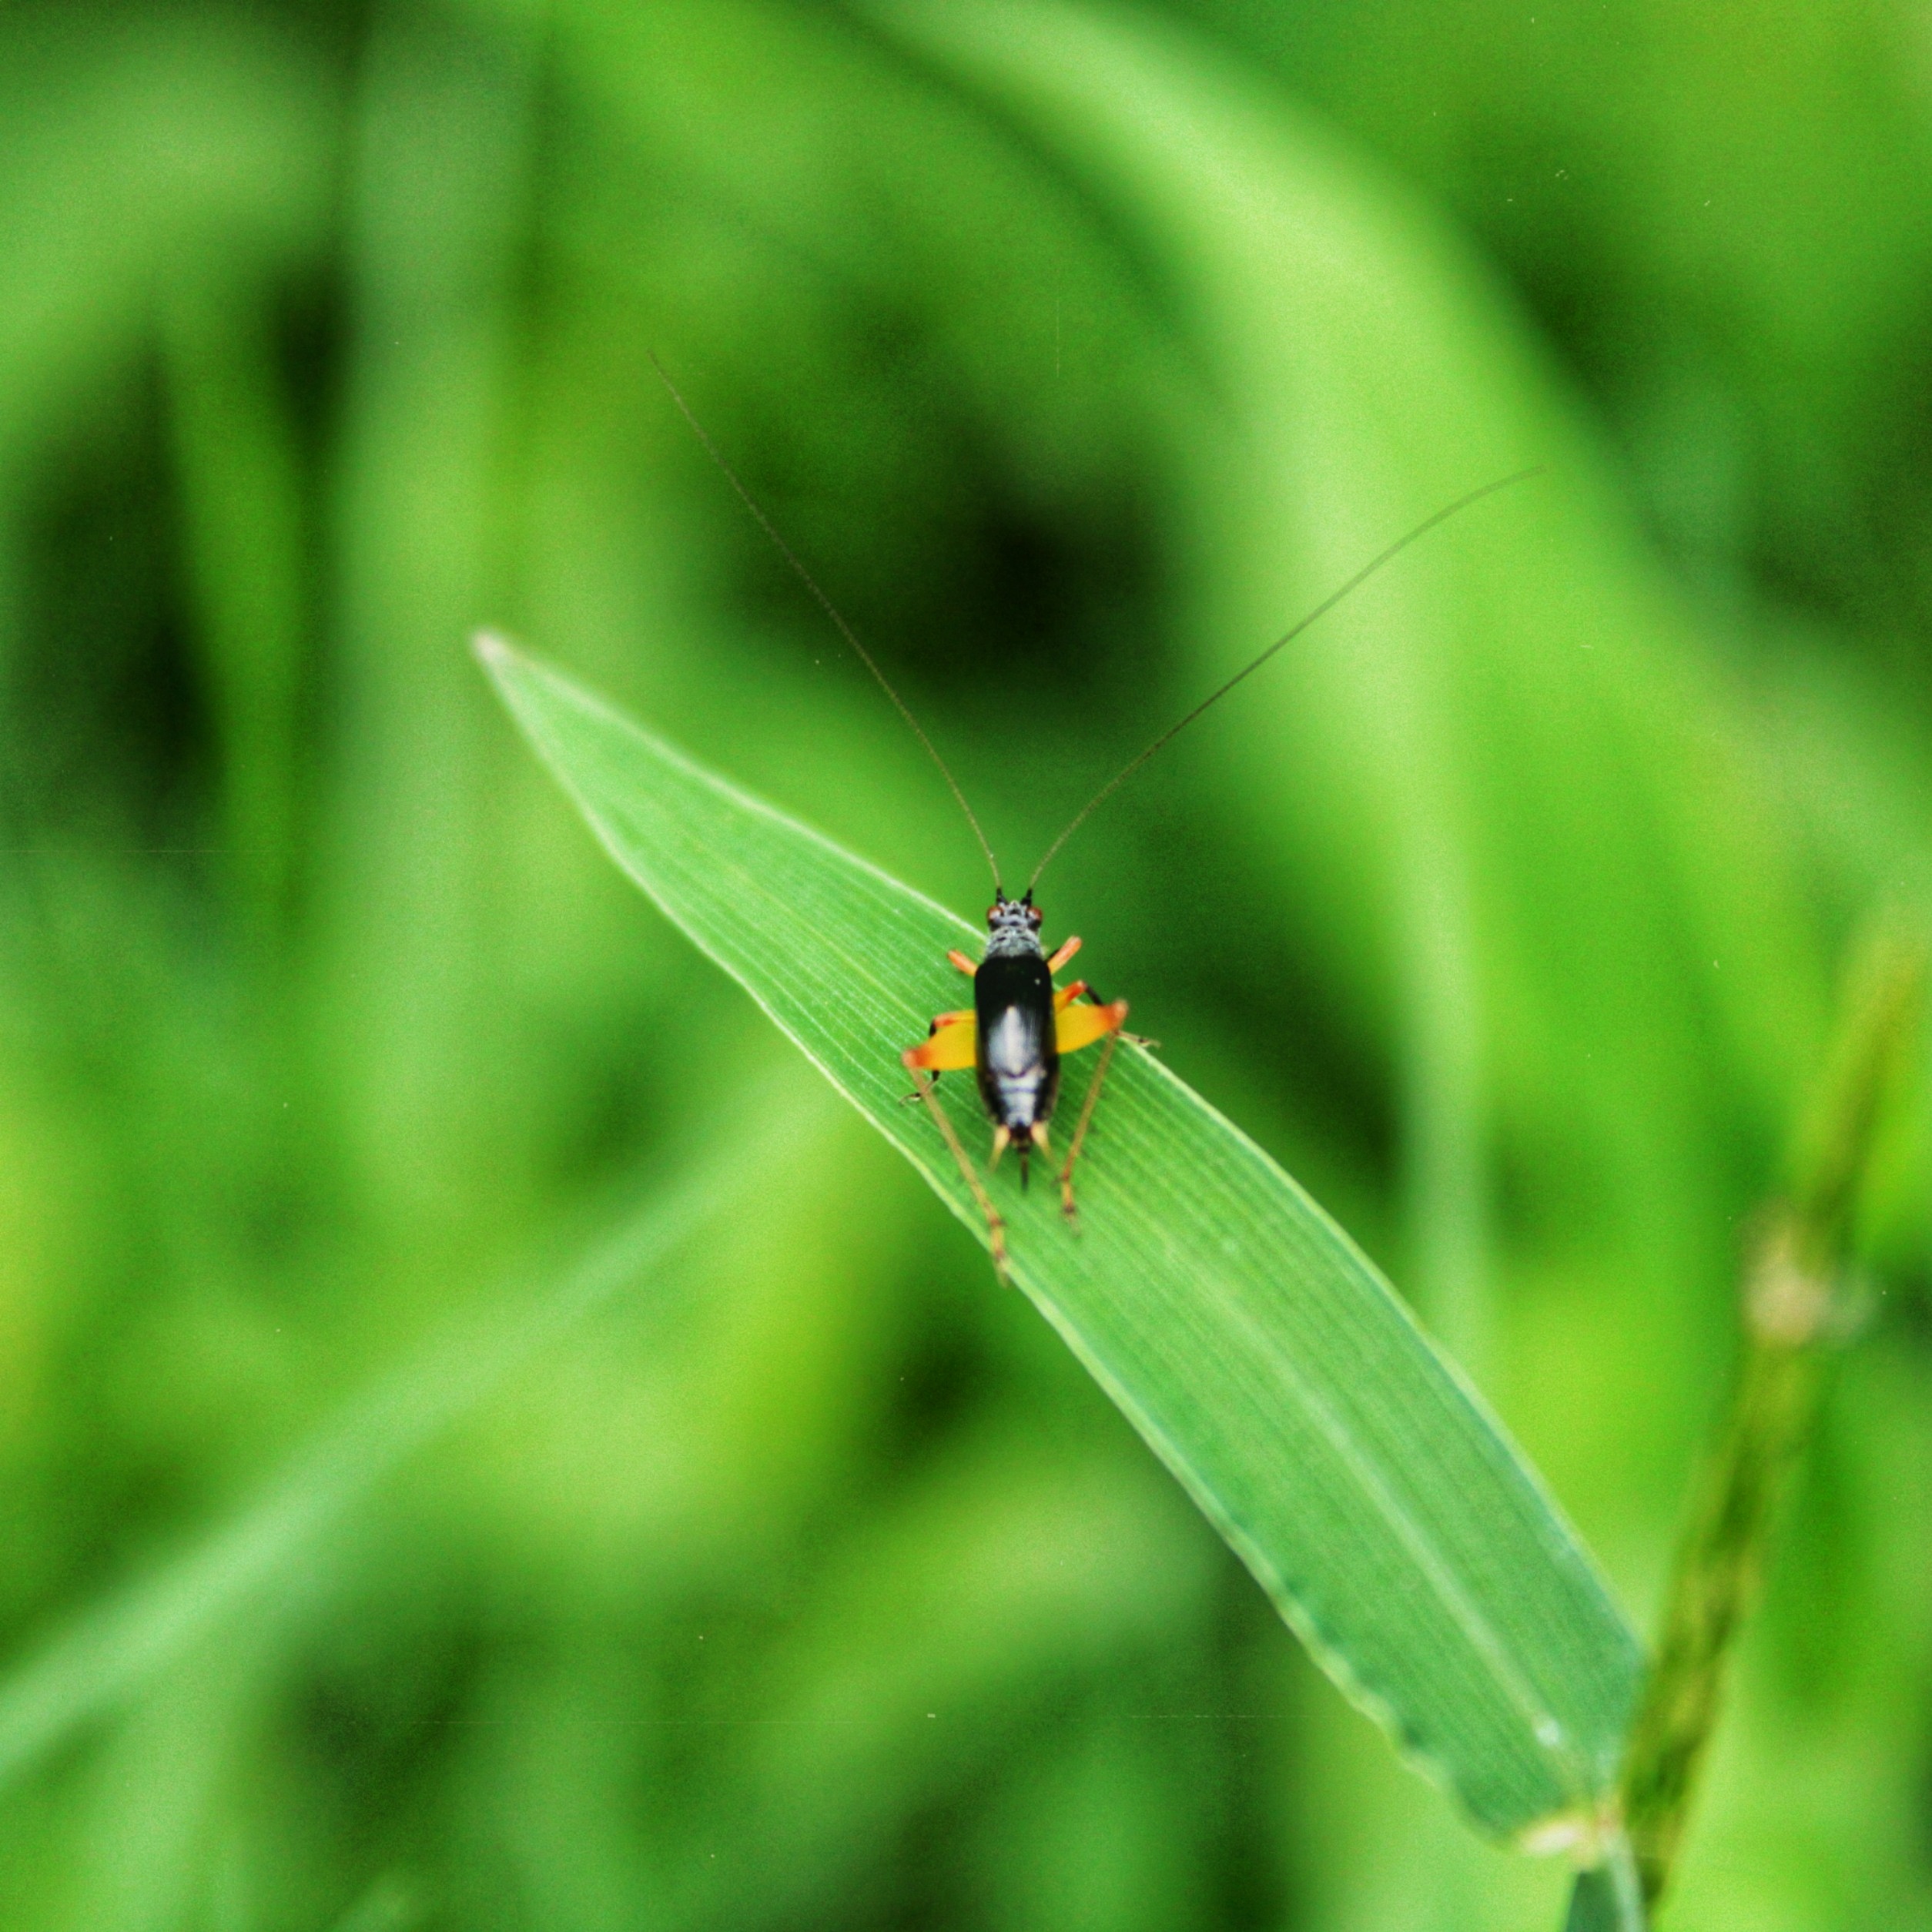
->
[1,0,1929,1926]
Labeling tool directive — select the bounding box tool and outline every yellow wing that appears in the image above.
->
[903,1011,977,1072]
[1056,996,1128,1056]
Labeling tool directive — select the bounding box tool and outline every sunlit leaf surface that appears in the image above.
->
[482,637,1643,1843]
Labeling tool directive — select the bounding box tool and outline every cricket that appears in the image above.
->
[651,353,1533,1281]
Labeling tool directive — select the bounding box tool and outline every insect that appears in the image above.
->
[650,353,1534,1281]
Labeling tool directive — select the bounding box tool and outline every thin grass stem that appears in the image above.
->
[1609,922,1928,1914]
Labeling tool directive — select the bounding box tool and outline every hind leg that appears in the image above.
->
[1052,996,1129,1225]
[902,1065,1010,1284]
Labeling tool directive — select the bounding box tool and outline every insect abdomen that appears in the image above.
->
[973,953,1060,1133]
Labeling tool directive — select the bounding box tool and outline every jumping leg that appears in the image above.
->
[904,1066,1010,1283]
[1051,995,1130,1226]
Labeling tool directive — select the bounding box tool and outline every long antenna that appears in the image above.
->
[1024,466,1544,894]
[648,351,1005,895]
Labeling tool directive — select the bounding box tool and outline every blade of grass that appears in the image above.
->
[160,275,307,954]
[480,635,1644,1846]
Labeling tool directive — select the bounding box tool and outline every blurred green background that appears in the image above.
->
[2,1,1929,1926]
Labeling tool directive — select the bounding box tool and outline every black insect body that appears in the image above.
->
[649,350,1534,1284]
[973,902,1060,1145]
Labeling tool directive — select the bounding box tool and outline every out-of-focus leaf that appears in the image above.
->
[0,16,328,457]
[480,637,1643,1844]
[0,1079,825,1793]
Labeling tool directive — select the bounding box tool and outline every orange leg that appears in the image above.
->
[1056,1030,1123,1226]
[947,949,978,976]
[902,1064,1010,1284]
[1052,994,1130,1225]
[1047,935,1082,973]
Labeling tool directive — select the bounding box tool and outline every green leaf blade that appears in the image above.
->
[480,636,1642,1843]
